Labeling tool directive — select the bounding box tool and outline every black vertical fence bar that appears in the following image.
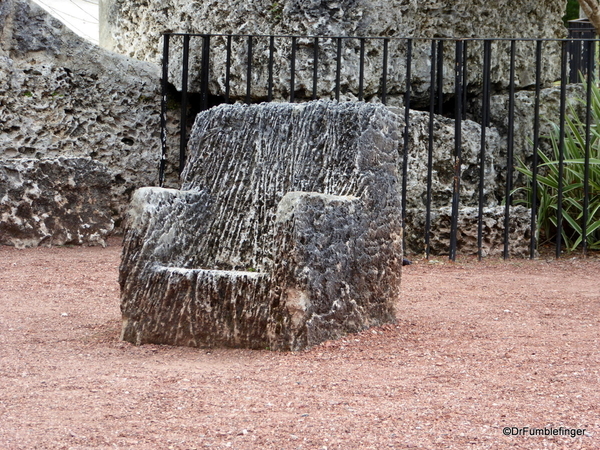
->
[484,43,492,128]
[597,35,600,81]
[567,31,595,83]
[335,37,342,101]
[179,34,190,175]
[246,35,253,104]
[200,34,210,111]
[425,39,437,258]
[556,40,569,258]
[225,35,232,104]
[437,40,444,115]
[582,39,595,255]
[268,36,275,102]
[312,37,319,100]
[462,40,468,120]
[401,39,413,241]
[159,33,170,187]
[568,37,580,83]
[290,36,297,102]
[358,38,365,101]
[530,40,543,259]
[503,39,517,259]
[381,38,389,105]
[449,40,464,261]
[477,39,492,260]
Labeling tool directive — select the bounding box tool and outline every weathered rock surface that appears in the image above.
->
[120,101,403,351]
[396,109,505,211]
[0,0,180,234]
[487,84,586,164]
[394,109,535,255]
[99,0,567,103]
[0,158,114,247]
[405,205,532,257]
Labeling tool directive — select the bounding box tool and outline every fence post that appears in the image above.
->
[200,34,210,111]
[381,38,389,105]
[449,40,464,261]
[425,39,437,258]
[503,39,517,260]
[530,40,543,259]
[335,38,342,101]
[268,36,275,102]
[359,38,365,101]
[462,40,468,120]
[477,39,492,260]
[179,34,190,175]
[246,35,253,104]
[290,36,297,102]
[437,40,444,115]
[556,40,569,258]
[312,37,319,100]
[159,33,170,187]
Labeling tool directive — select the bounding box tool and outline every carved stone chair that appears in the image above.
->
[119,101,403,351]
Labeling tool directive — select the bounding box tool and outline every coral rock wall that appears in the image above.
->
[100,0,567,102]
[0,0,179,234]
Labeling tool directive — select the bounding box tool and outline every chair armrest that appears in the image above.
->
[271,191,402,348]
[120,187,211,284]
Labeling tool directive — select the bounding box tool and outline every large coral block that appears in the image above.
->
[0,157,114,248]
[101,0,566,101]
[120,101,403,351]
[1,0,170,226]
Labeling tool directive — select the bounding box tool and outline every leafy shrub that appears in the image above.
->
[515,81,600,251]
[563,0,580,26]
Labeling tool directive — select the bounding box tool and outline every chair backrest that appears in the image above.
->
[179,100,400,271]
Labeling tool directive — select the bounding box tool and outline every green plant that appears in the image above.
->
[138,94,154,103]
[166,95,179,111]
[515,80,600,251]
[563,0,580,26]
[270,1,283,22]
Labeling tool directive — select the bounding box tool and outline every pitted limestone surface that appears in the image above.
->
[100,0,566,103]
[405,205,532,257]
[178,102,398,272]
[0,0,180,232]
[0,158,114,247]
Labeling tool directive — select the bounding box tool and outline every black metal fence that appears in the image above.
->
[159,33,599,260]
[568,19,596,82]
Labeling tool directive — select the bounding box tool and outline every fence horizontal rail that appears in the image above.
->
[159,33,600,261]
[163,31,600,43]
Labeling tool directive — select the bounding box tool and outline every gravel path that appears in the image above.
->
[1,240,598,449]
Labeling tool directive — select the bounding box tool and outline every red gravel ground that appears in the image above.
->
[0,239,599,449]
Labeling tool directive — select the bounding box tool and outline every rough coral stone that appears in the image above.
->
[120,101,403,351]
[0,157,114,248]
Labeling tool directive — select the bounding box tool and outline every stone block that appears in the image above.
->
[100,0,566,103]
[0,0,181,230]
[405,205,532,258]
[487,84,586,163]
[0,157,114,247]
[120,101,403,351]
[393,109,505,212]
